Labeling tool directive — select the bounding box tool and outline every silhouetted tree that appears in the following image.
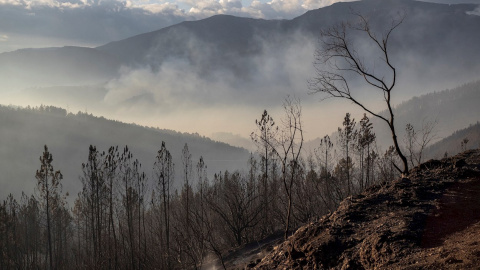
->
[315,135,336,210]
[253,97,304,239]
[251,110,278,236]
[337,113,357,195]
[404,120,437,167]
[461,137,469,152]
[35,145,64,270]
[153,141,174,268]
[311,11,409,175]
[358,114,376,189]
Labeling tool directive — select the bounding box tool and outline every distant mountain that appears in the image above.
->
[304,80,480,153]
[0,105,250,200]
[95,0,480,89]
[424,121,480,160]
[1,0,480,93]
[0,46,120,89]
[373,80,480,149]
[210,132,256,152]
[97,15,284,70]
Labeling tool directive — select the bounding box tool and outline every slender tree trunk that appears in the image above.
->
[45,184,54,270]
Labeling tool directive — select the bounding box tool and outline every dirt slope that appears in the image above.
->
[251,150,480,269]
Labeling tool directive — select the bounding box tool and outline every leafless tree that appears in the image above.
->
[358,114,376,188]
[252,96,304,239]
[153,141,174,269]
[461,137,469,152]
[310,11,409,175]
[35,145,64,270]
[404,119,437,167]
[337,113,357,195]
[250,109,278,236]
[314,135,336,211]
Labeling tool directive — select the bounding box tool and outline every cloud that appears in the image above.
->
[0,0,22,5]
[179,0,355,19]
[97,31,349,141]
[136,2,187,16]
[0,34,8,41]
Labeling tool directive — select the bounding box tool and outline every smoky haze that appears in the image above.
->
[0,0,480,199]
[2,0,480,142]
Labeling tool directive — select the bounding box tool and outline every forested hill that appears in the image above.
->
[0,105,250,199]
[371,80,480,149]
[425,122,480,160]
[306,80,480,154]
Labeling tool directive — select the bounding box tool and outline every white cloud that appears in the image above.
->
[0,0,348,19]
[136,2,186,16]
[0,0,22,5]
[0,34,8,41]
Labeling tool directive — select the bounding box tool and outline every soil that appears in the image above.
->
[242,150,480,269]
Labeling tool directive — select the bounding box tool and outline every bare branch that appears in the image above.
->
[310,10,410,175]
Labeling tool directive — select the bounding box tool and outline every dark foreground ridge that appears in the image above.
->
[250,150,480,269]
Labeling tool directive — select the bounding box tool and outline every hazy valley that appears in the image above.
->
[1,0,480,269]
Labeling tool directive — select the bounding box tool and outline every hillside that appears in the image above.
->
[0,105,250,199]
[305,80,480,153]
[425,122,480,159]
[369,80,480,150]
[389,81,480,144]
[249,150,480,269]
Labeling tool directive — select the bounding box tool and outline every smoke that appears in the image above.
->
[467,6,480,16]
[101,32,322,139]
[2,0,480,145]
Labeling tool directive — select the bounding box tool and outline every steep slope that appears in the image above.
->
[0,105,250,200]
[252,150,480,269]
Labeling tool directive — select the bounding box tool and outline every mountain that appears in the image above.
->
[372,80,480,150]
[424,121,480,159]
[2,0,480,93]
[0,105,250,200]
[0,46,120,89]
[97,15,284,69]
[94,0,480,91]
[304,80,480,154]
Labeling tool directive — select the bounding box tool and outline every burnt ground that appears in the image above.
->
[244,150,480,269]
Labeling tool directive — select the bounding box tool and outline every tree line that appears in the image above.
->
[0,102,405,270]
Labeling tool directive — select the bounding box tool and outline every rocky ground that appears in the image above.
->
[244,150,480,269]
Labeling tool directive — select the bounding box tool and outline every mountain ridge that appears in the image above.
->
[0,105,250,201]
[2,0,480,93]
